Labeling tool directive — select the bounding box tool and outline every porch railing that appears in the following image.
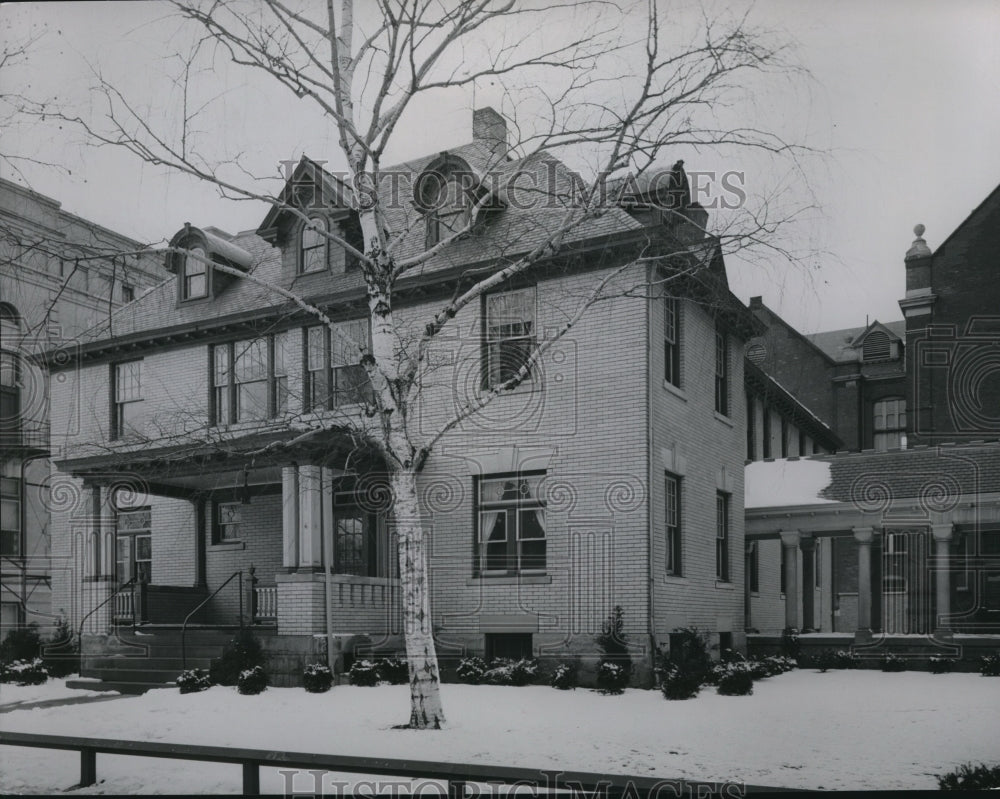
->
[252,584,277,625]
[113,588,135,623]
[181,570,243,669]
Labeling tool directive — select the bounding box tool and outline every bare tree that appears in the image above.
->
[21,0,815,728]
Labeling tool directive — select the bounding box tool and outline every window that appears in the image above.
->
[664,296,681,387]
[780,417,789,458]
[424,175,471,248]
[1,460,20,557]
[883,531,908,593]
[476,473,546,575]
[331,486,390,577]
[762,404,772,459]
[121,284,135,304]
[485,633,533,661]
[304,320,373,411]
[665,472,682,575]
[873,397,906,451]
[746,393,755,461]
[747,541,759,592]
[214,502,243,543]
[115,507,152,585]
[862,331,891,361]
[182,247,209,300]
[714,326,728,415]
[299,217,328,273]
[780,544,787,594]
[112,360,143,438]
[1,306,21,432]
[484,288,536,389]
[716,491,730,581]
[211,334,289,425]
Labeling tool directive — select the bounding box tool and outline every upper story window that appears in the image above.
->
[182,247,209,300]
[665,472,682,575]
[112,360,143,439]
[716,491,730,582]
[664,296,681,387]
[304,320,372,412]
[299,217,328,273]
[862,331,891,362]
[762,403,772,458]
[476,473,546,575]
[121,284,135,304]
[780,417,790,458]
[746,393,756,461]
[0,306,21,429]
[873,397,906,451]
[714,325,729,416]
[0,459,20,557]
[484,287,536,389]
[211,332,291,426]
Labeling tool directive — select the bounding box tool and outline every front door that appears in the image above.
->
[115,507,151,622]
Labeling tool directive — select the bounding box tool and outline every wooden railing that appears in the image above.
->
[0,731,775,797]
[113,589,135,622]
[252,585,277,624]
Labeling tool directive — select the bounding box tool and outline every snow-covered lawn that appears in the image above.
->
[2,670,998,793]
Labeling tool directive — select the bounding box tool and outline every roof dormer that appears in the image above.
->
[851,321,903,363]
[165,224,253,304]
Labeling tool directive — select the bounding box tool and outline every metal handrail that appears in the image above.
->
[76,578,136,642]
[181,570,243,668]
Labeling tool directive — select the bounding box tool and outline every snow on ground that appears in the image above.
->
[2,671,999,794]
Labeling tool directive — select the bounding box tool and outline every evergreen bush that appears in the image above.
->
[659,663,701,700]
[237,665,267,695]
[928,656,957,674]
[377,657,409,685]
[0,623,41,665]
[176,668,211,694]
[880,653,906,672]
[938,763,1000,790]
[550,662,578,690]
[303,663,333,693]
[716,664,755,696]
[456,656,487,685]
[595,660,628,694]
[348,659,380,686]
[980,653,1000,677]
[42,616,80,678]
[209,629,265,686]
[1,657,48,685]
[595,606,632,689]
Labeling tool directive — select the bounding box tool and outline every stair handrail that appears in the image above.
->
[181,570,243,669]
[76,577,137,643]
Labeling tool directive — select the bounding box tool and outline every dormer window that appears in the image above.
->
[415,155,476,249]
[300,217,328,273]
[862,331,891,361]
[182,247,209,300]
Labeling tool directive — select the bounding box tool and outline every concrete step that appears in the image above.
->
[84,656,213,671]
[87,668,185,684]
[67,678,174,695]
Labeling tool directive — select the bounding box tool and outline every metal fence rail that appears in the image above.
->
[0,730,783,797]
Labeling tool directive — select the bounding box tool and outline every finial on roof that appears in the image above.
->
[905,223,931,260]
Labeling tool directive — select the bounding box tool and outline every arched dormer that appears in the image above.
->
[166,225,253,304]
[414,153,500,248]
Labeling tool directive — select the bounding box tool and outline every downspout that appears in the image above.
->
[322,470,334,673]
[645,264,657,685]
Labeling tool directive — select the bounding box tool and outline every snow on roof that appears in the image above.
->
[745,458,836,509]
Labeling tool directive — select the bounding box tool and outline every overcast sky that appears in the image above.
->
[3,0,999,335]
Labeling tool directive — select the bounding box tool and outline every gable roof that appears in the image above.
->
[806,319,905,362]
[931,182,1000,258]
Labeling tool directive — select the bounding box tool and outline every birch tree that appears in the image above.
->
[17,0,813,728]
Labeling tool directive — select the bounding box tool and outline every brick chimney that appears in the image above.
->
[904,223,933,295]
[472,107,508,159]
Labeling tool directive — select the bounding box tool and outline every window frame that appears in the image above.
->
[664,296,681,388]
[716,491,730,582]
[210,334,288,426]
[747,540,759,593]
[213,501,244,544]
[181,247,210,302]
[873,396,907,452]
[474,471,547,577]
[665,471,682,576]
[714,325,729,416]
[111,359,143,440]
[0,460,20,558]
[299,216,329,274]
[482,286,537,391]
[303,320,373,412]
[331,485,391,578]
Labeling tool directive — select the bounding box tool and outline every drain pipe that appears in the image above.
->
[322,468,334,673]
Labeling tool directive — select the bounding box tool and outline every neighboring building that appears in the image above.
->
[45,108,765,689]
[745,185,1000,649]
[0,177,165,634]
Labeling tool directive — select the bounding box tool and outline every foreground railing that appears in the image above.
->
[0,731,778,796]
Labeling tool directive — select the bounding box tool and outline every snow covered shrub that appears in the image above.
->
[42,616,80,678]
[880,653,906,672]
[657,627,711,689]
[979,654,1000,677]
[595,606,632,687]
[176,668,211,694]
[928,656,957,674]
[456,657,487,685]
[938,762,1000,790]
[2,657,48,686]
[595,660,628,695]
[550,662,578,690]
[209,629,265,686]
[833,649,860,669]
[659,663,701,700]
[482,658,538,686]
[716,662,755,696]
[749,655,794,678]
[781,627,800,661]
[0,623,41,665]
[303,664,333,693]
[237,665,267,695]
[348,659,380,686]
[377,657,408,685]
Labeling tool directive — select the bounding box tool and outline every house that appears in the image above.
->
[0,177,165,635]
[744,184,1000,655]
[45,108,765,689]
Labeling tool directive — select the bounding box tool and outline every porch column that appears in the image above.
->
[281,466,299,569]
[853,526,874,641]
[932,523,954,636]
[800,536,816,631]
[780,530,800,630]
[298,465,323,569]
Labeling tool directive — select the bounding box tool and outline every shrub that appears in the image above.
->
[176,668,211,694]
[813,649,859,672]
[482,658,538,686]
[377,657,409,685]
[2,657,49,685]
[880,653,906,672]
[749,655,795,679]
[781,627,800,661]
[303,663,334,693]
[595,660,628,695]
[659,663,701,700]
[551,662,578,690]
[716,663,755,696]
[42,616,80,678]
[348,659,380,686]
[237,665,267,695]
[938,762,1000,790]
[980,654,1000,677]
[661,627,712,687]
[929,656,957,675]
[209,629,265,686]
[456,656,487,685]
[0,623,41,665]
[595,606,632,685]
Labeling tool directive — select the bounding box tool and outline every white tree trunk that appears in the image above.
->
[391,468,445,728]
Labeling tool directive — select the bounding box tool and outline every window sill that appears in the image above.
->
[663,574,689,584]
[662,380,687,401]
[715,580,735,590]
[467,574,552,586]
[208,541,245,552]
[713,411,734,428]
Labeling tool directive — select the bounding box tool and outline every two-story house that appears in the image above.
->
[0,178,165,634]
[45,108,765,690]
